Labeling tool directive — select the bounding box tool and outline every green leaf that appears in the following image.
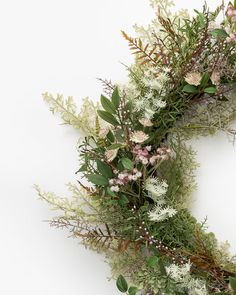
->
[106,130,115,142]
[183,84,198,93]
[97,160,113,178]
[116,275,128,293]
[204,86,217,94]
[86,174,109,186]
[229,276,236,291]
[121,158,134,170]
[128,286,138,295]
[209,293,230,295]
[118,195,129,206]
[112,87,121,109]
[200,72,210,87]
[100,94,116,114]
[97,110,119,126]
[147,256,159,268]
[107,143,124,150]
[78,164,87,172]
[210,28,229,38]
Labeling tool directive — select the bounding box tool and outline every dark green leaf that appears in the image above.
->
[229,276,236,291]
[183,84,198,93]
[97,160,113,178]
[86,174,108,186]
[116,275,128,293]
[112,87,121,109]
[128,286,138,295]
[78,164,87,172]
[97,110,119,126]
[121,158,134,170]
[210,28,229,38]
[106,130,115,142]
[118,195,129,206]
[209,293,230,295]
[101,94,116,114]
[204,86,217,94]
[147,256,159,268]
[107,143,124,150]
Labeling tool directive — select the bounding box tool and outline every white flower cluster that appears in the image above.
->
[145,177,168,201]
[145,177,177,222]
[166,262,208,295]
[148,204,177,222]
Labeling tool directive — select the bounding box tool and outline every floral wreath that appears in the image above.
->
[37,1,236,294]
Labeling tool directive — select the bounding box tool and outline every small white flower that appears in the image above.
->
[118,173,126,180]
[132,175,138,181]
[109,179,115,185]
[142,158,149,165]
[110,185,120,192]
[130,131,149,143]
[105,149,118,162]
[185,72,202,86]
[139,117,153,127]
[136,171,142,178]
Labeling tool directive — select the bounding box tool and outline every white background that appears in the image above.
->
[0,0,235,294]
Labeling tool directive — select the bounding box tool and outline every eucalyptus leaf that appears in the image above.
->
[116,275,128,293]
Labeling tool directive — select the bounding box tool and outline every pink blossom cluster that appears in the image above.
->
[109,168,142,192]
[226,3,236,41]
[132,145,172,166]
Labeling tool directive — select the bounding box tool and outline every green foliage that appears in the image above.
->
[121,158,134,170]
[86,174,109,186]
[40,2,236,295]
[116,275,128,292]
[97,110,119,125]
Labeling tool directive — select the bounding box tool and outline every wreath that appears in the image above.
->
[37,1,236,294]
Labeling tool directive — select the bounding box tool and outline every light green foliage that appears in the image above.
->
[43,92,101,136]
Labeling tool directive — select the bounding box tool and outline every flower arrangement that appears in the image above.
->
[37,1,236,294]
